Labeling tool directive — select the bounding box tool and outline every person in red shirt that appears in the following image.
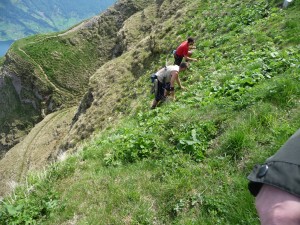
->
[174,37,198,66]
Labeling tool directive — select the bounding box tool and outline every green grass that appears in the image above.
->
[10,34,98,105]
[1,0,300,224]
[0,57,4,65]
[8,11,124,109]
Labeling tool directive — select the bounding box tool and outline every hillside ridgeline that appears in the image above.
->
[0,0,193,197]
[0,0,153,158]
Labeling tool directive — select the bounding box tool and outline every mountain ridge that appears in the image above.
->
[0,0,154,158]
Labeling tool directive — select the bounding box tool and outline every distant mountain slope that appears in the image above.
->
[0,0,116,41]
[0,0,153,158]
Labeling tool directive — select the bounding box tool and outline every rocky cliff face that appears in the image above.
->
[0,0,192,196]
[0,52,43,158]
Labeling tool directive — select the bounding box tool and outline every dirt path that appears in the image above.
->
[16,17,94,97]
[18,48,57,90]
[0,107,76,198]
[17,47,74,98]
[58,20,87,36]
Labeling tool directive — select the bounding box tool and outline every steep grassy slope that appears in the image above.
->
[61,0,197,150]
[0,0,300,224]
[0,0,152,156]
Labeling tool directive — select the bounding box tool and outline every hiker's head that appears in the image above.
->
[179,62,189,71]
[187,37,195,45]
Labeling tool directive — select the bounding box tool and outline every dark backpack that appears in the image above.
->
[150,73,157,83]
[150,73,157,94]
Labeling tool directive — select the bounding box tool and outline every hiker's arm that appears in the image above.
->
[175,73,185,89]
[184,55,198,62]
[167,72,178,100]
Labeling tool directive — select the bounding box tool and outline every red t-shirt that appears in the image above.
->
[176,41,189,57]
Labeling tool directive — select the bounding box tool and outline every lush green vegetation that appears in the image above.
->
[1,0,300,224]
[9,32,101,108]
[18,36,96,99]
[0,57,4,65]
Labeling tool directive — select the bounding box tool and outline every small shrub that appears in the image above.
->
[248,103,277,129]
[263,77,300,108]
[220,128,253,160]
[0,185,60,224]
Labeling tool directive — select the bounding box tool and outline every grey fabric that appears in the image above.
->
[247,129,300,197]
[156,65,179,83]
